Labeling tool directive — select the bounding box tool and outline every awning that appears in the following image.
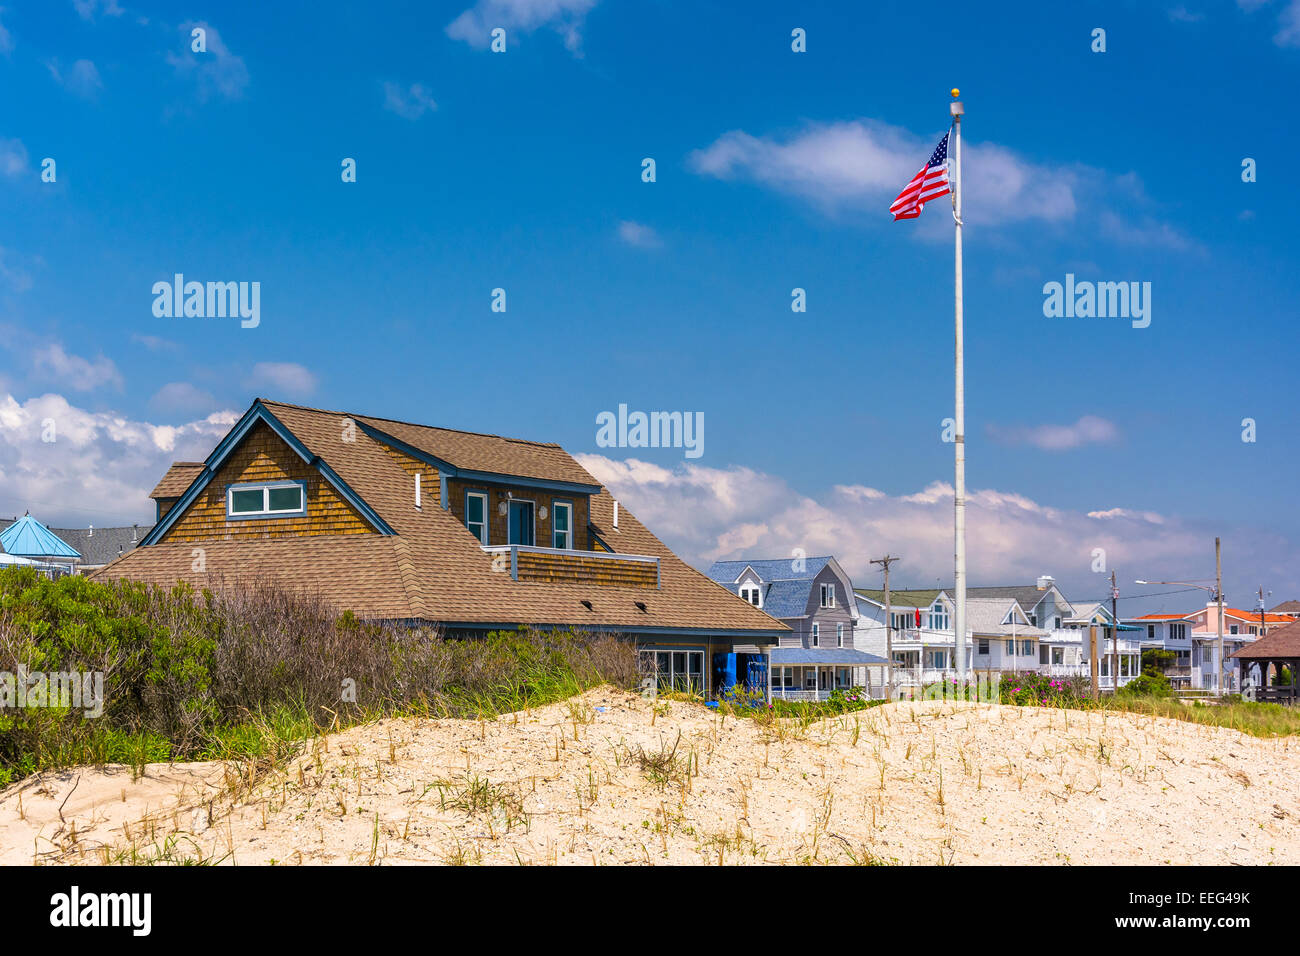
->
[769,648,888,666]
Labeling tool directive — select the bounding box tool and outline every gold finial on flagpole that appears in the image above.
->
[950,87,960,97]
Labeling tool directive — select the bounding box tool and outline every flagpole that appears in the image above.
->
[950,89,967,689]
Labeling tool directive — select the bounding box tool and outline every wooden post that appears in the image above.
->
[1089,624,1099,701]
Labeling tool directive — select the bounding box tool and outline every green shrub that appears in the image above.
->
[0,567,636,783]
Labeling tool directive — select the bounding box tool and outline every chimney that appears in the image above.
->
[1036,574,1054,591]
[414,473,422,510]
[613,500,619,530]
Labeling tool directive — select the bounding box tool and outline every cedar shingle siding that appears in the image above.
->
[159,421,375,543]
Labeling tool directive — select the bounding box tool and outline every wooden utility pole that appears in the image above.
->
[1110,570,1120,692]
[1088,624,1099,701]
[871,555,900,695]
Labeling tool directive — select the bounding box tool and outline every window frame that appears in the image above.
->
[811,623,820,647]
[225,480,307,520]
[465,490,489,545]
[820,583,835,608]
[551,498,574,550]
[836,623,845,647]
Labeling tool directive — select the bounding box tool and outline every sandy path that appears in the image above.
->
[3,690,1298,865]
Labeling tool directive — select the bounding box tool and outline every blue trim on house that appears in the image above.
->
[354,420,602,496]
[139,400,394,546]
[223,479,308,520]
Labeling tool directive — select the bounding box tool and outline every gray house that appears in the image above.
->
[706,556,887,700]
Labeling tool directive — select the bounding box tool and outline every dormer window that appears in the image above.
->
[740,584,762,607]
[226,480,305,519]
[820,583,835,608]
[929,601,949,631]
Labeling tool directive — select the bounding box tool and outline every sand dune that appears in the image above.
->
[4,690,1299,865]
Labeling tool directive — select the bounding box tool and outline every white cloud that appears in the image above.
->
[986,415,1120,451]
[31,344,123,391]
[245,362,317,397]
[446,0,597,54]
[0,9,13,56]
[616,220,662,248]
[690,120,1078,226]
[577,453,1297,604]
[0,138,28,177]
[167,22,249,102]
[47,58,103,99]
[0,393,235,526]
[72,0,123,20]
[382,81,437,120]
[1276,0,1300,44]
[149,382,216,415]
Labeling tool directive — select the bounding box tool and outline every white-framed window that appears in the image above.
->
[804,668,818,689]
[929,601,949,630]
[977,639,990,655]
[772,666,793,689]
[811,623,820,647]
[1230,624,1239,635]
[226,480,306,519]
[1006,639,1015,655]
[640,649,704,695]
[836,624,844,647]
[1147,624,1156,640]
[552,499,573,550]
[1054,616,1062,629]
[1170,623,1187,641]
[1029,613,1038,627]
[740,584,762,607]
[820,583,835,608]
[1020,639,1034,656]
[835,668,852,688]
[465,491,488,545]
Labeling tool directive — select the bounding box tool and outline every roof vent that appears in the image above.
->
[580,599,593,611]
[635,600,647,612]
[88,524,93,537]
[612,500,619,530]
[1036,575,1054,591]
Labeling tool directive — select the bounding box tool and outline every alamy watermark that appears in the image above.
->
[596,403,704,459]
[152,274,260,328]
[1042,273,1150,328]
[1,666,103,717]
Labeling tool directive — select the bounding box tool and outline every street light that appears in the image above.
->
[1133,539,1227,695]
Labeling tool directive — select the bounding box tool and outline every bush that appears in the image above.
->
[999,672,1089,707]
[0,567,636,784]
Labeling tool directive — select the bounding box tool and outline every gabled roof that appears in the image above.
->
[965,598,1047,637]
[351,411,601,490]
[49,526,149,566]
[966,585,1065,612]
[1231,620,1300,660]
[707,556,833,584]
[756,579,815,618]
[0,514,81,559]
[97,398,787,637]
[150,462,204,499]
[854,588,944,609]
[1269,600,1300,614]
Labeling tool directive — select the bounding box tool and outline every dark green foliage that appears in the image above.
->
[0,567,636,784]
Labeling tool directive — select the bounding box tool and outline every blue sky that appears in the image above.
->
[1,0,1297,614]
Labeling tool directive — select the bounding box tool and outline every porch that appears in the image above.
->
[769,647,890,701]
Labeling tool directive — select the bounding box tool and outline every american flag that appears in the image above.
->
[889,130,951,221]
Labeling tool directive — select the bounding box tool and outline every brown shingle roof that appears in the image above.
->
[150,462,205,499]
[1231,620,1300,660]
[95,399,787,637]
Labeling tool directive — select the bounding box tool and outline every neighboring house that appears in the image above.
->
[706,556,887,700]
[0,513,82,577]
[1127,603,1293,692]
[49,524,151,574]
[854,575,1141,689]
[1269,600,1300,621]
[1125,612,1197,689]
[93,398,788,699]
